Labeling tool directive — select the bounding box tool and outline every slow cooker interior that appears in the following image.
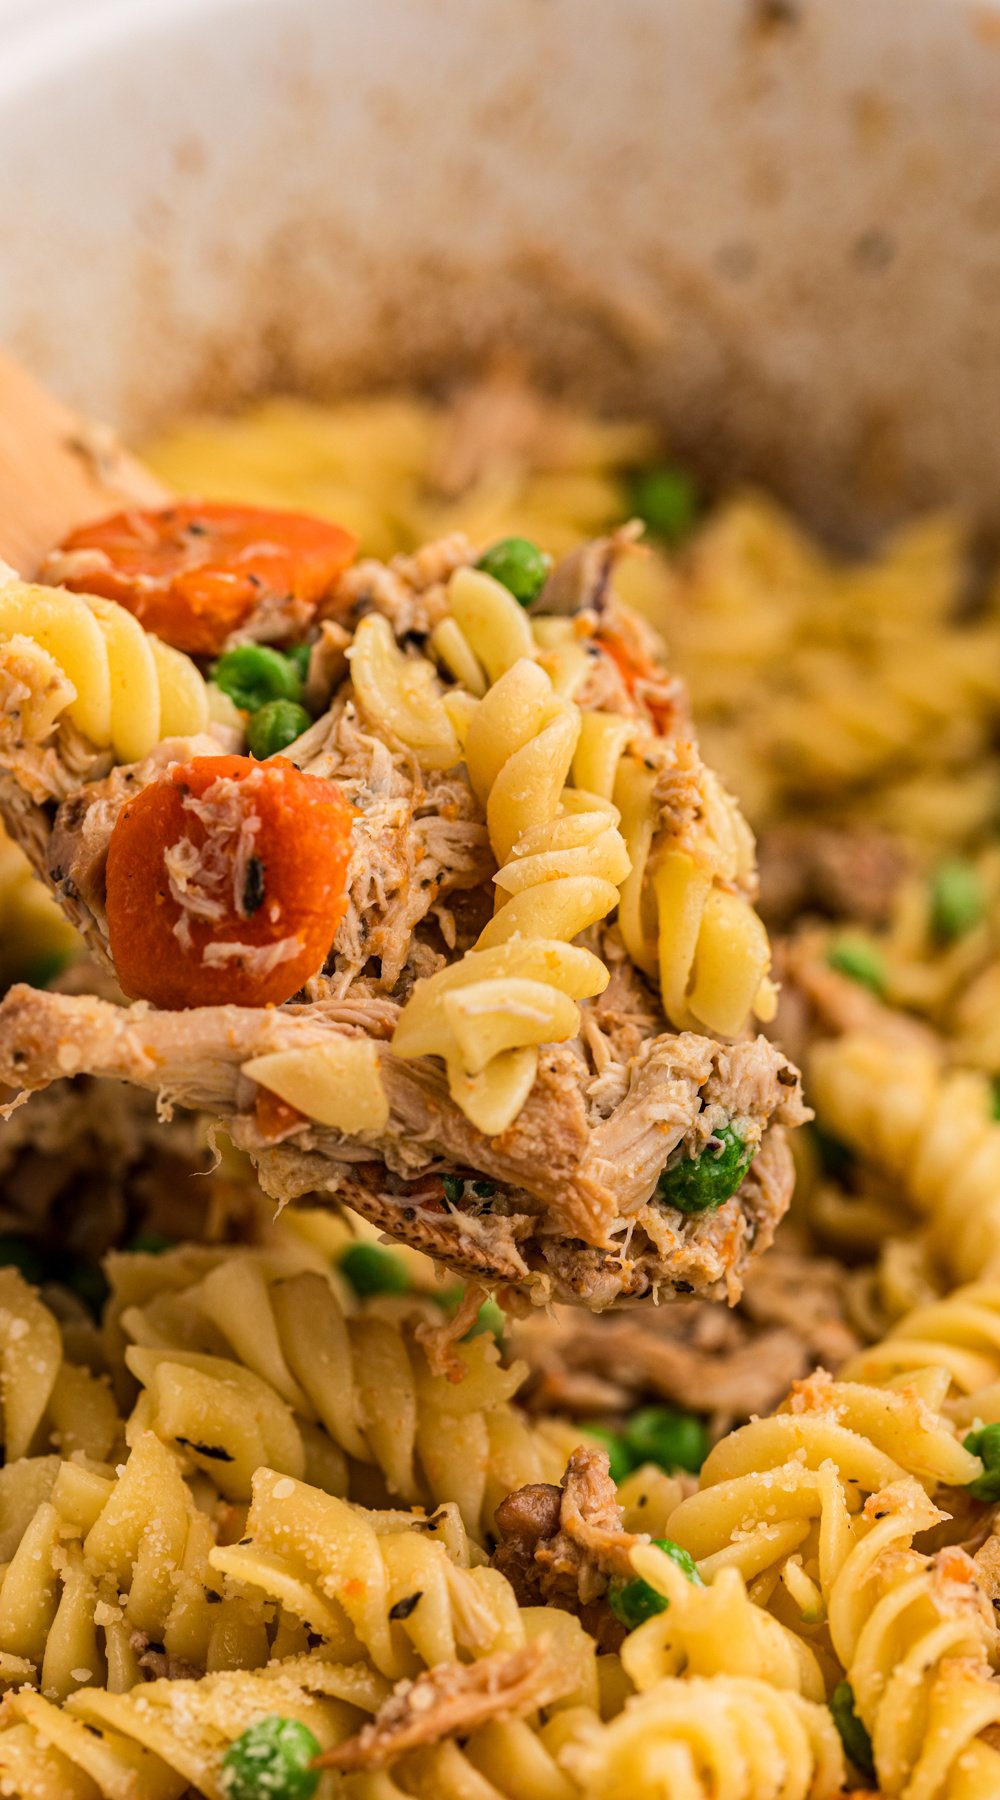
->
[0,0,998,544]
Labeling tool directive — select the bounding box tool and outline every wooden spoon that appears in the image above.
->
[0,347,168,575]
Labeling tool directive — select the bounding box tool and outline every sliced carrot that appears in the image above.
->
[49,501,357,656]
[105,754,353,1008]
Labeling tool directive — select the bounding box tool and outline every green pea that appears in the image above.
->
[128,1230,176,1255]
[464,1298,506,1341]
[220,1715,321,1800]
[963,1424,1000,1502]
[286,643,312,681]
[825,935,886,995]
[212,644,304,713]
[582,1423,635,1485]
[339,1242,409,1298]
[930,859,985,944]
[991,1076,1000,1123]
[607,1537,704,1629]
[656,1124,754,1214]
[0,1236,46,1285]
[627,465,700,545]
[829,1681,875,1783]
[476,537,552,607]
[623,1406,709,1475]
[247,700,312,760]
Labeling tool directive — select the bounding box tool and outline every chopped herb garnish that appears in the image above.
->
[388,1591,422,1621]
[242,856,266,916]
[830,1681,875,1783]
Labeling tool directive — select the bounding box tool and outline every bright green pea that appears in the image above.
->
[212,644,304,713]
[608,1537,704,1629]
[0,1236,46,1285]
[930,859,986,944]
[963,1424,1000,1502]
[829,1682,875,1783]
[627,465,700,544]
[582,1423,635,1485]
[476,537,552,607]
[825,935,886,995]
[247,700,312,760]
[624,1406,708,1475]
[656,1124,754,1215]
[339,1242,409,1298]
[220,1715,321,1800]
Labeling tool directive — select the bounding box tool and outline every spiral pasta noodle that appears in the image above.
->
[0,1430,267,1701]
[618,1543,825,1702]
[809,1032,1000,1286]
[661,1370,978,1589]
[211,1467,529,1680]
[825,1480,1000,1799]
[393,656,619,1133]
[0,568,209,762]
[561,1675,845,1800]
[110,1243,572,1538]
[0,1653,387,1800]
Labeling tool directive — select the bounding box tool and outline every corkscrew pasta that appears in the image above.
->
[0,569,209,761]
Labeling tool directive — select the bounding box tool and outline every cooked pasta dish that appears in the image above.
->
[0,367,997,1799]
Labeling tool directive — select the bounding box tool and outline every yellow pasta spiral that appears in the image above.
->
[561,1675,845,1800]
[393,655,619,1133]
[662,1371,977,1589]
[0,570,209,762]
[0,826,78,987]
[212,1467,596,1694]
[825,1481,1000,1799]
[110,1242,570,1539]
[0,1654,385,1800]
[809,1033,1000,1286]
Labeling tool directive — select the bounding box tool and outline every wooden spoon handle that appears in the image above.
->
[0,349,169,576]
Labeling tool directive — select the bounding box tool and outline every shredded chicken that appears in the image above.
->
[316,1640,567,1771]
[0,983,802,1307]
[492,1447,639,1648]
[758,822,908,928]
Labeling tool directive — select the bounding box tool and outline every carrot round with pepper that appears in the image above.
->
[48,501,357,657]
[105,755,353,1009]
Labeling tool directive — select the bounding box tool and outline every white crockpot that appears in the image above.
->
[0,0,998,540]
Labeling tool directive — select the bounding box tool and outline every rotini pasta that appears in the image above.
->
[0,568,209,762]
[809,1032,1000,1286]
[109,1242,572,1538]
[825,1480,1000,1798]
[561,1675,845,1800]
